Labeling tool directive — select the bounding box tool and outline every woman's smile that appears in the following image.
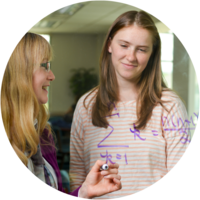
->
[42,85,49,92]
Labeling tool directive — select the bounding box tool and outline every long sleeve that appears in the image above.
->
[69,186,81,197]
[162,98,191,171]
[70,100,86,192]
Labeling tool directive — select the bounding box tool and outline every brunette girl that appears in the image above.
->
[70,10,190,198]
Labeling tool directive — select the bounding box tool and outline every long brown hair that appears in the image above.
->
[84,10,170,129]
[1,32,53,166]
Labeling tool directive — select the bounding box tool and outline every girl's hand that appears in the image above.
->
[79,160,122,198]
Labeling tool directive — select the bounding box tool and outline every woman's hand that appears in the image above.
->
[78,160,122,198]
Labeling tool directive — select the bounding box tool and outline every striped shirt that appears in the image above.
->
[70,90,191,199]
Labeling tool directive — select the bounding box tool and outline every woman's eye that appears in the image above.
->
[41,64,47,70]
[41,62,50,71]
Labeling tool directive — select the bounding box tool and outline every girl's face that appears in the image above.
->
[32,59,55,104]
[108,25,153,84]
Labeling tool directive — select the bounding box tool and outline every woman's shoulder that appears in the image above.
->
[40,128,55,148]
[40,128,56,157]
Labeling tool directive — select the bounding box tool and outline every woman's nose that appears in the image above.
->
[48,70,55,81]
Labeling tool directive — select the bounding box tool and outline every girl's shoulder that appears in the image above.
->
[162,89,179,100]
[161,89,185,109]
[77,88,98,109]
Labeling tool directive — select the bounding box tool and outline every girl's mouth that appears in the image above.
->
[122,63,137,69]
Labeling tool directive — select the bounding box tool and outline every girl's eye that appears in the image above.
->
[121,44,127,48]
[138,49,146,52]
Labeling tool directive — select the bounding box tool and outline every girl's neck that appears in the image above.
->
[118,79,139,102]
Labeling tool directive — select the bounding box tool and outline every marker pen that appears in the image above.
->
[100,164,109,171]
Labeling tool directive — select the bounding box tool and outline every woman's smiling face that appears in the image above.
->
[108,25,153,83]
[32,59,55,104]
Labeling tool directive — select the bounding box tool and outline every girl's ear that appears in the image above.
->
[108,37,112,53]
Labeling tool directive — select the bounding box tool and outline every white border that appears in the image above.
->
[0,0,199,199]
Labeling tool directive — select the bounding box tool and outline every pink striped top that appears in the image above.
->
[70,90,191,199]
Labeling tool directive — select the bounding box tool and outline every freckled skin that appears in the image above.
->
[108,25,153,84]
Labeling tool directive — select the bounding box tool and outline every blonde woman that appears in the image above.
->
[70,11,190,198]
[1,32,121,198]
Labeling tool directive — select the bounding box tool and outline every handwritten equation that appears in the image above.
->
[98,102,198,165]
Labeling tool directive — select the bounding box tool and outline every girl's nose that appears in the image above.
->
[127,49,137,62]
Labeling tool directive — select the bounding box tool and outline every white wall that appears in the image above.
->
[96,33,106,72]
[49,33,105,114]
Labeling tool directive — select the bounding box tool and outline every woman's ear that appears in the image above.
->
[108,37,112,53]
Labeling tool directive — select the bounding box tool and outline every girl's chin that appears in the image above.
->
[120,74,135,81]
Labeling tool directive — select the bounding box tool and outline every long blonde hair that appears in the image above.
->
[84,11,170,129]
[1,33,53,166]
